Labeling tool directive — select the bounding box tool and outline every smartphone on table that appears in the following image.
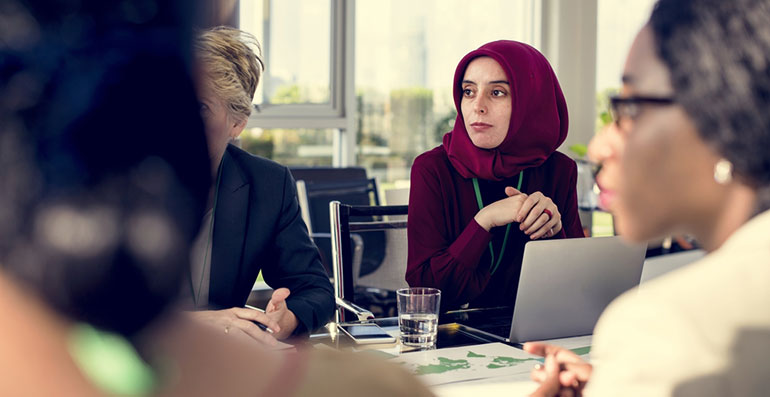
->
[337,323,396,344]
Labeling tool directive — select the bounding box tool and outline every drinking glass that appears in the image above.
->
[397,287,441,348]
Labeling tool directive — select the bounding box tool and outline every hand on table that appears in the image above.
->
[189,306,281,348]
[524,342,593,397]
[188,288,299,346]
[264,287,299,340]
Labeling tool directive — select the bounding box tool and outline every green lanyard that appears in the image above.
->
[472,171,523,275]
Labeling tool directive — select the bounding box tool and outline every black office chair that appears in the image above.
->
[292,169,383,276]
[329,200,409,323]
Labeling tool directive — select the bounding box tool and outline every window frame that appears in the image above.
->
[244,0,348,130]
[239,0,598,167]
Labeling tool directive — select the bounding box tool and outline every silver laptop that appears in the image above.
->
[460,236,646,344]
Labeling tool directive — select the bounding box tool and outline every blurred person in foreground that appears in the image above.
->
[185,26,334,346]
[0,1,432,396]
[527,0,770,395]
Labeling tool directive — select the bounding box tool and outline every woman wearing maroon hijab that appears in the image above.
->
[406,40,584,310]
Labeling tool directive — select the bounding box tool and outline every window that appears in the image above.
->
[238,0,344,167]
[595,0,657,131]
[355,0,539,184]
[240,0,331,106]
[239,127,335,167]
[237,1,599,176]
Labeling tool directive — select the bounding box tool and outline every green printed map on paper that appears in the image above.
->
[415,357,471,375]
[392,343,541,386]
[570,346,591,356]
[486,355,535,369]
[414,353,536,374]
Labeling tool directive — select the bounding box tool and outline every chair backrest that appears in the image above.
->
[329,201,408,322]
[291,167,381,275]
[291,166,376,231]
[296,178,379,234]
[290,166,368,184]
[640,249,705,284]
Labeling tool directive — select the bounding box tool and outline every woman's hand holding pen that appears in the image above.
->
[189,306,281,347]
[189,288,299,346]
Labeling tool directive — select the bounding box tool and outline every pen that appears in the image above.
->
[244,304,274,334]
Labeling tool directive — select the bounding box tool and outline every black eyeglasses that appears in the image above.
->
[609,94,676,125]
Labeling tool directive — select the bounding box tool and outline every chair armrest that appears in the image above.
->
[336,296,374,322]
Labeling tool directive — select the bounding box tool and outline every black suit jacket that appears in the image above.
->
[208,144,334,334]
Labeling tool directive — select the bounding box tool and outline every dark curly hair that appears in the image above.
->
[0,0,209,336]
[649,0,770,210]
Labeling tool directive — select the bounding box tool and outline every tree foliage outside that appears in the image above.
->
[596,87,618,132]
[239,84,333,165]
[433,108,457,143]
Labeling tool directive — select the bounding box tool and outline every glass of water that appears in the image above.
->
[397,287,441,349]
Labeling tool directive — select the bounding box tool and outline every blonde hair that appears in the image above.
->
[195,26,264,123]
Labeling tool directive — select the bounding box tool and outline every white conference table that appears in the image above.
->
[310,319,592,396]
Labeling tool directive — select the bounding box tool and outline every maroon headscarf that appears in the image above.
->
[443,40,569,181]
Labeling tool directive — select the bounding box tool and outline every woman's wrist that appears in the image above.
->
[474,210,492,231]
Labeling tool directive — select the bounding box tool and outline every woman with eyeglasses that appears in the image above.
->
[527,0,770,395]
[406,41,584,311]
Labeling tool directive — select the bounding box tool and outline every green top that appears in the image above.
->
[68,323,157,396]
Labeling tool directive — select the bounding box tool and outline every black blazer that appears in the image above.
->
[208,144,334,334]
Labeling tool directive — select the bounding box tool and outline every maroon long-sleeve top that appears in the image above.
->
[406,146,584,310]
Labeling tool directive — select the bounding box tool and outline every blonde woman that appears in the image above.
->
[187,27,334,346]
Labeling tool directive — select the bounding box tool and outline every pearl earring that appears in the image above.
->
[713,159,733,184]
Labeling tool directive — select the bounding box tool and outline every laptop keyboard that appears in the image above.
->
[442,306,515,341]
[475,322,512,338]
[458,313,513,339]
